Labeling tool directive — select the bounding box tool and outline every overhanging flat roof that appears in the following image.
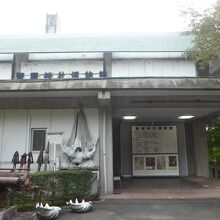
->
[0,77,219,120]
[0,77,219,92]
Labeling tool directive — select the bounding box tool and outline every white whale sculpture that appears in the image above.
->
[66,198,92,213]
[36,203,61,219]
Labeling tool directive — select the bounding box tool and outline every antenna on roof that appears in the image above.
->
[45,13,60,34]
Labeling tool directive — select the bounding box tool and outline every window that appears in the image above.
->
[32,128,46,151]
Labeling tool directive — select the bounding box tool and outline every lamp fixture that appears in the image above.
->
[123,115,137,120]
[178,115,195,120]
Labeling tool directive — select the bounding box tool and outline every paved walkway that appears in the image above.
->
[11,177,220,220]
[12,199,220,220]
[58,199,220,220]
[102,177,220,199]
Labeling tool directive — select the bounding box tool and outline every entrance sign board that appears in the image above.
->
[132,126,177,154]
[132,126,179,176]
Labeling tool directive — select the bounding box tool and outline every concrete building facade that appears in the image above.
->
[0,33,219,194]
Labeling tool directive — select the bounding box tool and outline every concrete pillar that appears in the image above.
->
[12,53,28,79]
[120,122,132,177]
[177,123,188,176]
[112,119,121,177]
[103,53,112,77]
[185,122,196,176]
[98,91,111,106]
[192,120,209,177]
[99,106,113,194]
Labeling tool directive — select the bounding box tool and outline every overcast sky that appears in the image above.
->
[0,0,216,35]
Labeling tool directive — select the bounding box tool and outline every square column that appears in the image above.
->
[12,53,28,79]
[185,122,196,176]
[192,120,209,177]
[103,53,112,77]
[99,106,113,194]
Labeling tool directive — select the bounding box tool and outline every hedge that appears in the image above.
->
[9,169,94,209]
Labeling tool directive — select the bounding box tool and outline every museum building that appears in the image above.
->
[0,30,220,194]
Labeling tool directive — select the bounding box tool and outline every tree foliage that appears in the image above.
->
[183,2,220,165]
[185,1,220,70]
[207,117,220,166]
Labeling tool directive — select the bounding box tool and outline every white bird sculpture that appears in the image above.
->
[36,203,61,219]
[66,198,92,213]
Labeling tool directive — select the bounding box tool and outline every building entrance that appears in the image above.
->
[132,125,179,176]
[112,121,182,193]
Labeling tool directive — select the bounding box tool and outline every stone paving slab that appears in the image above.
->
[0,206,17,220]
[10,198,220,220]
[56,199,220,220]
[11,212,35,220]
[103,177,220,200]
[8,177,220,219]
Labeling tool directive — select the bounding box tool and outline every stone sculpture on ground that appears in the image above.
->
[19,153,27,169]
[43,142,50,171]
[11,151,19,169]
[36,203,61,219]
[27,151,34,170]
[66,198,92,213]
[37,150,44,172]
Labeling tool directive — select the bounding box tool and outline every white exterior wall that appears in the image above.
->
[21,60,103,79]
[29,53,103,60]
[0,58,196,80]
[0,111,5,164]
[113,52,184,59]
[0,108,99,170]
[1,110,28,164]
[112,59,196,77]
[0,63,12,79]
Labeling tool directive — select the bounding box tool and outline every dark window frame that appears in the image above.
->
[31,128,47,151]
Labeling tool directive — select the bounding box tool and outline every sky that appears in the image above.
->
[0,0,217,35]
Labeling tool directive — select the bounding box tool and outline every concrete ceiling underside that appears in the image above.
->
[0,78,219,120]
[111,96,220,121]
[0,94,219,121]
[112,107,220,122]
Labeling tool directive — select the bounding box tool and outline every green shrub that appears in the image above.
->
[9,169,94,208]
[208,117,220,166]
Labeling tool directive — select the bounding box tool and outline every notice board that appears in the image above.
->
[132,126,179,176]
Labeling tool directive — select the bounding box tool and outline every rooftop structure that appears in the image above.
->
[0,33,193,54]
